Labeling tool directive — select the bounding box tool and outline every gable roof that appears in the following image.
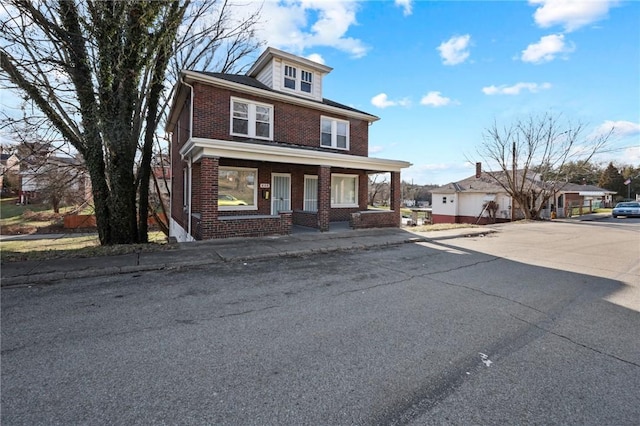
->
[435,173,506,194]
[166,70,379,132]
[198,72,374,117]
[246,47,333,77]
[436,171,615,196]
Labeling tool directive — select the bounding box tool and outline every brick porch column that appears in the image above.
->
[390,171,402,226]
[200,156,219,239]
[317,165,331,232]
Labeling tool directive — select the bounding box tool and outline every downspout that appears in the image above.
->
[181,76,195,236]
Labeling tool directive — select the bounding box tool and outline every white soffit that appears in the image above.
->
[181,138,411,172]
[578,191,606,196]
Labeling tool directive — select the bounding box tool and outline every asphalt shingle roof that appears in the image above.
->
[191,71,377,118]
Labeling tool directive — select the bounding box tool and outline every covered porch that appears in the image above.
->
[177,138,411,240]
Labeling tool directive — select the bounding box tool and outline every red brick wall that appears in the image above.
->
[199,157,219,239]
[191,83,370,156]
[170,100,192,229]
[292,211,318,228]
[211,213,292,239]
[350,211,398,229]
[432,214,509,225]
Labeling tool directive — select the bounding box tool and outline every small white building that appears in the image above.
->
[432,174,514,225]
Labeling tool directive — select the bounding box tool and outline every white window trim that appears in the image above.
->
[331,173,358,208]
[282,62,314,96]
[303,175,318,212]
[320,116,350,150]
[230,97,274,141]
[218,166,258,211]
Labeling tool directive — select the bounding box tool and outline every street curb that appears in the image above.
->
[0,229,495,288]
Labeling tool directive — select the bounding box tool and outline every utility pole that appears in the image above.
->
[511,141,516,221]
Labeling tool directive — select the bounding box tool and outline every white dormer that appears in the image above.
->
[247,47,333,102]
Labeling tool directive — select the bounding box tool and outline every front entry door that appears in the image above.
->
[271,173,291,214]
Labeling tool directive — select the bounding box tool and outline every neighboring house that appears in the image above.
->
[432,164,616,224]
[0,152,20,194]
[19,155,91,205]
[547,182,616,217]
[432,171,515,225]
[166,47,411,241]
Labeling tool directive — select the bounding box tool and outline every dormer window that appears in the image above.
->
[284,65,296,90]
[301,70,313,93]
[283,63,313,95]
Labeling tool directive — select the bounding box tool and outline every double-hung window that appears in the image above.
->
[301,70,313,93]
[283,64,313,95]
[321,117,349,150]
[231,98,273,140]
[303,175,318,211]
[284,65,296,90]
[331,174,358,207]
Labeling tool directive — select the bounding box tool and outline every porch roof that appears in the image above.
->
[180,137,411,173]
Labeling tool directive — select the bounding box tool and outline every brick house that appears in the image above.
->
[166,47,411,241]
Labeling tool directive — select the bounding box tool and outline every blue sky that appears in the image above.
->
[249,0,640,184]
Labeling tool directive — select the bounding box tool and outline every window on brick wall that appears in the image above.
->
[230,98,273,140]
[321,117,349,150]
[303,175,318,211]
[331,174,358,207]
[183,168,189,209]
[218,167,258,211]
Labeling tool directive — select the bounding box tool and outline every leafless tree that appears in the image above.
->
[475,113,612,219]
[368,173,389,206]
[1,0,262,244]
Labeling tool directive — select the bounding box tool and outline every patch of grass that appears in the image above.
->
[0,231,171,263]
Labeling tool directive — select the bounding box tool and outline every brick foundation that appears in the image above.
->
[350,210,400,229]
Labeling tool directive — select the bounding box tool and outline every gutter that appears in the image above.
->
[180,77,195,236]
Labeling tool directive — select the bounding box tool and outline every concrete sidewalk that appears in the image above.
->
[1,226,495,287]
[2,211,611,287]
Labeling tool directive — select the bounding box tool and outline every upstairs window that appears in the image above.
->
[230,98,273,140]
[283,63,313,95]
[284,65,296,90]
[320,117,349,150]
[301,70,313,93]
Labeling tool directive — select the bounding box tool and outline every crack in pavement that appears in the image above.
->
[509,313,640,368]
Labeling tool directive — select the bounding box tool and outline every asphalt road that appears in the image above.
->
[2,220,639,425]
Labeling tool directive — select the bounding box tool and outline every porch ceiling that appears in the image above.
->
[180,137,412,173]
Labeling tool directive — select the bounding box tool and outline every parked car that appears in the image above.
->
[612,201,640,218]
[218,194,248,206]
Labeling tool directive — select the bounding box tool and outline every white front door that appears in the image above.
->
[271,173,291,214]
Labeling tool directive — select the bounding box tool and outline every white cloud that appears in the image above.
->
[395,0,413,16]
[369,145,384,154]
[482,82,552,95]
[420,91,455,107]
[592,120,640,138]
[529,0,617,32]
[371,93,411,108]
[306,53,325,65]
[521,34,574,63]
[437,34,471,65]
[255,0,369,58]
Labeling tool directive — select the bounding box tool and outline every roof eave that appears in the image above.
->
[180,137,411,172]
[181,70,379,122]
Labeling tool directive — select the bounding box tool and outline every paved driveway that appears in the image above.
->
[2,220,639,425]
